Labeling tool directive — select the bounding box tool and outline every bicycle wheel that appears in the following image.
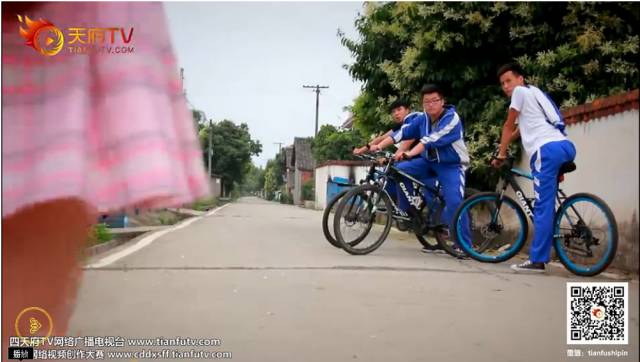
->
[333,184,393,255]
[453,192,528,263]
[415,202,443,250]
[430,187,482,258]
[322,189,352,248]
[464,187,481,199]
[553,193,618,277]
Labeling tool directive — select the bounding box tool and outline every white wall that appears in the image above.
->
[209,177,222,198]
[512,110,639,218]
[315,166,330,209]
[315,164,371,210]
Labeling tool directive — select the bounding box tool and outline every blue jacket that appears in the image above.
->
[391,111,422,133]
[390,112,422,139]
[391,105,470,165]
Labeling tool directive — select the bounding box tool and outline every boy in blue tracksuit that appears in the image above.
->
[354,100,439,207]
[371,84,471,251]
[354,100,443,252]
[353,99,423,159]
[493,63,576,273]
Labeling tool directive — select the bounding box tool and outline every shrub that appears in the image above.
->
[88,223,112,246]
[191,197,219,211]
[302,179,315,201]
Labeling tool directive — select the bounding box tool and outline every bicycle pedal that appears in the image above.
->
[497,244,511,252]
[432,223,448,231]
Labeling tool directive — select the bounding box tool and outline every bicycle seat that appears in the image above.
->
[559,161,576,175]
[558,161,576,183]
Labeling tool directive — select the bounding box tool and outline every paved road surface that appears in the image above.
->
[69,197,639,362]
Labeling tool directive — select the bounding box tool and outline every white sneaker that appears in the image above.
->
[510,260,546,273]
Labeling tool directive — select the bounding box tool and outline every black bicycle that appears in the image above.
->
[322,153,441,251]
[452,151,618,276]
[332,152,477,257]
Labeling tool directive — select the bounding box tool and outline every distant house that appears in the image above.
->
[209,173,223,198]
[284,145,295,196]
[339,112,354,130]
[291,137,316,205]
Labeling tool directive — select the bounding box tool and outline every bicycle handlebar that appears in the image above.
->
[489,144,515,165]
[354,151,394,162]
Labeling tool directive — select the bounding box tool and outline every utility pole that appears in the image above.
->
[208,119,213,177]
[274,142,284,154]
[180,67,186,99]
[303,84,329,136]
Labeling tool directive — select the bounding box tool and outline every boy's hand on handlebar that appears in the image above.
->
[369,144,382,152]
[491,155,507,169]
[393,150,409,161]
[352,146,367,155]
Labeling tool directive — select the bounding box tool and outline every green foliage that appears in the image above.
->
[264,150,286,188]
[262,148,288,201]
[88,223,112,245]
[263,166,278,200]
[311,125,367,163]
[190,197,219,211]
[238,163,265,195]
[158,215,174,225]
[199,120,262,194]
[280,188,294,205]
[302,179,315,201]
[350,92,396,137]
[230,187,241,201]
[340,2,639,189]
[192,109,206,134]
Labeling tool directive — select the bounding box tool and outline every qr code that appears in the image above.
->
[567,282,628,344]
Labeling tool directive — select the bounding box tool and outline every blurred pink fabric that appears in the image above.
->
[2,2,209,217]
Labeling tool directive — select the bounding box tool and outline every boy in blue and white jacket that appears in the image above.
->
[354,100,440,231]
[371,84,470,250]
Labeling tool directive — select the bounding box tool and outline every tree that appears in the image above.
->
[261,149,288,200]
[311,124,367,164]
[199,120,262,195]
[192,109,207,134]
[340,2,639,189]
[263,167,278,200]
[238,163,265,195]
[264,150,286,187]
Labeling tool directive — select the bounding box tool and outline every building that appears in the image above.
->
[284,145,295,196]
[209,174,223,198]
[289,137,316,205]
[339,112,354,130]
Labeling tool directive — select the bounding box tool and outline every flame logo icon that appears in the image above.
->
[18,15,64,56]
[15,307,54,340]
[29,317,42,334]
[591,306,606,321]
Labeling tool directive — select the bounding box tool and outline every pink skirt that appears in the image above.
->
[2,2,210,218]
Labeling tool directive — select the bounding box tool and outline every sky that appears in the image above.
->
[164,1,365,167]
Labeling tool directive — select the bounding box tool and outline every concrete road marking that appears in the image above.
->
[86,203,231,269]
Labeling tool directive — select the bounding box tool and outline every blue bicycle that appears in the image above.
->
[452,151,618,276]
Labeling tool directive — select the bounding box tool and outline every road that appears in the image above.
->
[69,197,639,362]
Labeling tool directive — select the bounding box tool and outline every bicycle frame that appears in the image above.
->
[369,158,444,224]
[341,154,445,230]
[495,162,588,231]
